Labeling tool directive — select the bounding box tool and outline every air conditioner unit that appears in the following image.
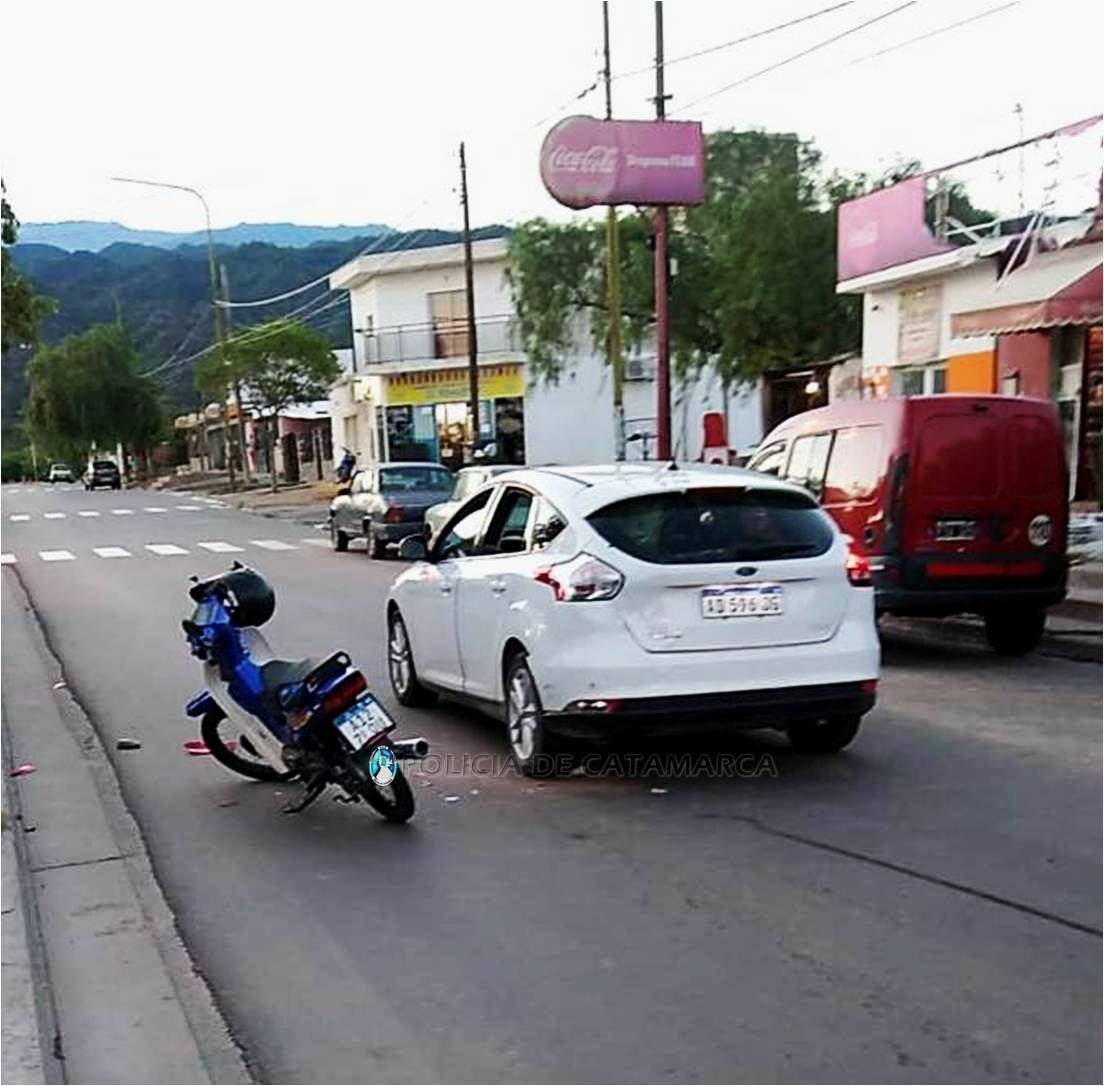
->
[625,357,655,381]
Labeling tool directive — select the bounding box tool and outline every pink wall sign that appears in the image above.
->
[540,115,705,209]
[836,177,953,282]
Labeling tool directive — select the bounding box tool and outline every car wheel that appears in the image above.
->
[387,609,436,707]
[503,652,573,778]
[984,610,1045,655]
[330,518,349,552]
[786,714,861,754]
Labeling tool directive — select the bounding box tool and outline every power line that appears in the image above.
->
[140,308,210,377]
[613,1,854,79]
[848,1,1019,64]
[673,1,918,117]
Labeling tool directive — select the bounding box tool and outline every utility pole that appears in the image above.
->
[604,1,626,460]
[459,141,481,460]
[652,0,672,461]
[220,263,251,483]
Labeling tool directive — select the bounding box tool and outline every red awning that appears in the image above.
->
[951,264,1102,337]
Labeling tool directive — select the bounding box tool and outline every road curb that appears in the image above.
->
[1,570,255,1084]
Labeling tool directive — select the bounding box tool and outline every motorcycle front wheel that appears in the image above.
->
[346,751,415,823]
[201,708,287,783]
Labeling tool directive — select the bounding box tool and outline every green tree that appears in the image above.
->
[197,319,339,489]
[24,324,164,465]
[508,130,867,388]
[2,184,55,353]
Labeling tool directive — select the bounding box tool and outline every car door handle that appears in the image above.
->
[490,580,507,595]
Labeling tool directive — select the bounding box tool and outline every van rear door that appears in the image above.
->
[904,398,1066,566]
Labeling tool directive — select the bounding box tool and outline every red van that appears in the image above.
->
[748,396,1068,654]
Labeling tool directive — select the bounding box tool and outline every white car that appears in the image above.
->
[423,464,517,541]
[387,464,879,775]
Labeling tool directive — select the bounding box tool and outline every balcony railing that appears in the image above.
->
[360,315,523,366]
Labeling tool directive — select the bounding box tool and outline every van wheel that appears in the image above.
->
[984,610,1046,655]
[787,714,861,754]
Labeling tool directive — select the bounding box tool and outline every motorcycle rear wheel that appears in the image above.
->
[201,708,287,783]
[347,752,415,823]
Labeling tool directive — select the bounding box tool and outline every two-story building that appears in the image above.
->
[327,233,763,469]
[836,160,1102,506]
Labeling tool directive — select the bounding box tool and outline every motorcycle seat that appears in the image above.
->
[259,657,318,715]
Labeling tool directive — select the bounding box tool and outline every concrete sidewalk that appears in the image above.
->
[1,570,252,1084]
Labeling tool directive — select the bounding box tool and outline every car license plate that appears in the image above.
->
[700,583,784,618]
[334,694,395,751]
[935,519,978,541]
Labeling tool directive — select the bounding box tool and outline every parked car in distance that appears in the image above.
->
[47,462,75,483]
[330,462,453,558]
[387,464,879,775]
[748,395,1068,655]
[84,459,122,490]
[424,464,518,540]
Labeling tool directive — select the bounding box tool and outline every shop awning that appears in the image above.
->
[951,263,1102,337]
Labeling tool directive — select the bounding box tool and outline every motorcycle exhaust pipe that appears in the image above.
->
[391,737,429,760]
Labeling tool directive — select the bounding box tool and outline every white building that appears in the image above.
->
[327,235,762,469]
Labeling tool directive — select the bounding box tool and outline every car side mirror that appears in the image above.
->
[397,535,430,562]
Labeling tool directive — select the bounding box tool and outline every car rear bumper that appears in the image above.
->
[545,680,877,737]
[374,521,426,544]
[527,596,879,722]
[873,554,1067,616]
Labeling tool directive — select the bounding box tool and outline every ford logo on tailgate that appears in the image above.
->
[736,566,758,577]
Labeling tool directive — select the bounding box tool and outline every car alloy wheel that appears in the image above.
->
[506,663,540,763]
[389,615,412,697]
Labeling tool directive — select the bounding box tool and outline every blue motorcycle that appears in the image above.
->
[181,564,426,822]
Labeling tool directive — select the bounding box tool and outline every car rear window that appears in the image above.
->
[587,487,834,565]
[93,461,116,470]
[380,466,452,492]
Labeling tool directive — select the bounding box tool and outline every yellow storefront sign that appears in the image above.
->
[385,364,524,407]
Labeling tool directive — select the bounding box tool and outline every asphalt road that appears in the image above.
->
[2,482,1101,1084]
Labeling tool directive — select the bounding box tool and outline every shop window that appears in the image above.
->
[430,290,469,359]
[898,368,925,396]
[931,365,947,394]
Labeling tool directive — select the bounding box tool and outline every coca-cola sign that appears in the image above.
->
[540,115,705,209]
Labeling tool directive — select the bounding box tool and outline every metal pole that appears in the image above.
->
[653,1,672,461]
[220,262,251,483]
[111,176,234,486]
[459,142,480,460]
[604,2,626,460]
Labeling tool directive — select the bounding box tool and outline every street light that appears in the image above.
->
[111,175,248,486]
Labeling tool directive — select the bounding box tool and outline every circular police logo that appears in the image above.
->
[368,745,397,787]
[1027,514,1052,547]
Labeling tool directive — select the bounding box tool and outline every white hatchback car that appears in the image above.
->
[387,464,879,775]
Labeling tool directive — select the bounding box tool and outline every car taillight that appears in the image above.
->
[534,553,624,601]
[385,504,404,523]
[846,543,873,587]
[321,670,367,717]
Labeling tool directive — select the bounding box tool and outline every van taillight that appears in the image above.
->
[846,543,873,587]
[883,453,909,553]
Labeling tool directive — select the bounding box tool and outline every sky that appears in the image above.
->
[3,0,1101,235]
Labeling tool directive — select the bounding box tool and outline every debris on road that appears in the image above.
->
[444,795,461,803]
[183,740,211,756]
[116,738,142,750]
[650,787,669,795]
[51,680,66,690]
[9,764,36,778]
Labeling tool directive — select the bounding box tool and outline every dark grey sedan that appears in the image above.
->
[329,462,453,558]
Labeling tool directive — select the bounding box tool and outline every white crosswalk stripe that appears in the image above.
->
[176,504,202,511]
[39,550,76,562]
[9,514,30,522]
[198,541,244,553]
[300,538,331,548]
[93,546,132,559]
[78,510,101,517]
[112,509,135,516]
[44,512,66,519]
[1,553,16,565]
[143,507,168,513]
[250,539,297,551]
[146,544,189,556]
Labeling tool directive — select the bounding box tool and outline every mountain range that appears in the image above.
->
[17,220,392,252]
[3,225,509,442]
